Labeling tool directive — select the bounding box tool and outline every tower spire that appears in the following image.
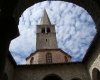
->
[40,9,51,25]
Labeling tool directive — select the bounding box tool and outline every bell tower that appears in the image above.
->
[26,9,71,64]
[36,9,57,50]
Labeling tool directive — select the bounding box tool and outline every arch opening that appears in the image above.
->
[43,74,62,80]
[30,57,34,64]
[42,27,45,33]
[92,68,100,80]
[65,56,68,62]
[2,72,8,80]
[71,77,81,80]
[47,27,50,33]
[10,1,97,64]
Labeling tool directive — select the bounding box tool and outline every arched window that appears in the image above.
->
[65,56,68,62]
[2,72,8,80]
[41,27,45,33]
[46,53,52,64]
[47,27,50,33]
[30,57,34,64]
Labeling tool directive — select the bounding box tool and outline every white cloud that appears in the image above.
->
[69,26,76,36]
[9,1,96,64]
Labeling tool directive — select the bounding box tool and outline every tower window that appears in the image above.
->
[46,53,52,64]
[30,57,34,64]
[65,56,68,62]
[47,27,50,33]
[41,27,45,33]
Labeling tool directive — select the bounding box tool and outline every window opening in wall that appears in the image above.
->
[65,56,68,62]
[42,27,45,33]
[30,57,34,64]
[46,39,47,41]
[47,27,50,33]
[46,53,52,64]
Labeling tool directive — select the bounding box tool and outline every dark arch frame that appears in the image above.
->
[92,68,100,80]
[42,74,63,80]
[0,0,100,79]
[13,0,100,27]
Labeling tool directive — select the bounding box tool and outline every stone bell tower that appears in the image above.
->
[26,9,71,64]
[36,9,57,50]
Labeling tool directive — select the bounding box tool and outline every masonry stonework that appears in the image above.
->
[36,32,57,50]
[13,63,90,80]
[4,57,14,80]
[85,37,100,80]
[26,49,71,64]
[36,10,57,50]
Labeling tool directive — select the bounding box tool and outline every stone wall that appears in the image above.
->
[85,38,100,80]
[13,63,90,80]
[26,49,71,64]
[4,57,15,80]
[36,25,57,50]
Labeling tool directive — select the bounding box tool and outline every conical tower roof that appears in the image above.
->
[40,9,51,25]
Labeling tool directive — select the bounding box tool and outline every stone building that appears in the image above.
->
[26,9,71,64]
[1,0,100,80]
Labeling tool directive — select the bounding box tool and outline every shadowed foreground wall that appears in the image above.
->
[13,63,90,80]
[4,57,14,80]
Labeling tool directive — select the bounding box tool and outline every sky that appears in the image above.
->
[9,1,96,64]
